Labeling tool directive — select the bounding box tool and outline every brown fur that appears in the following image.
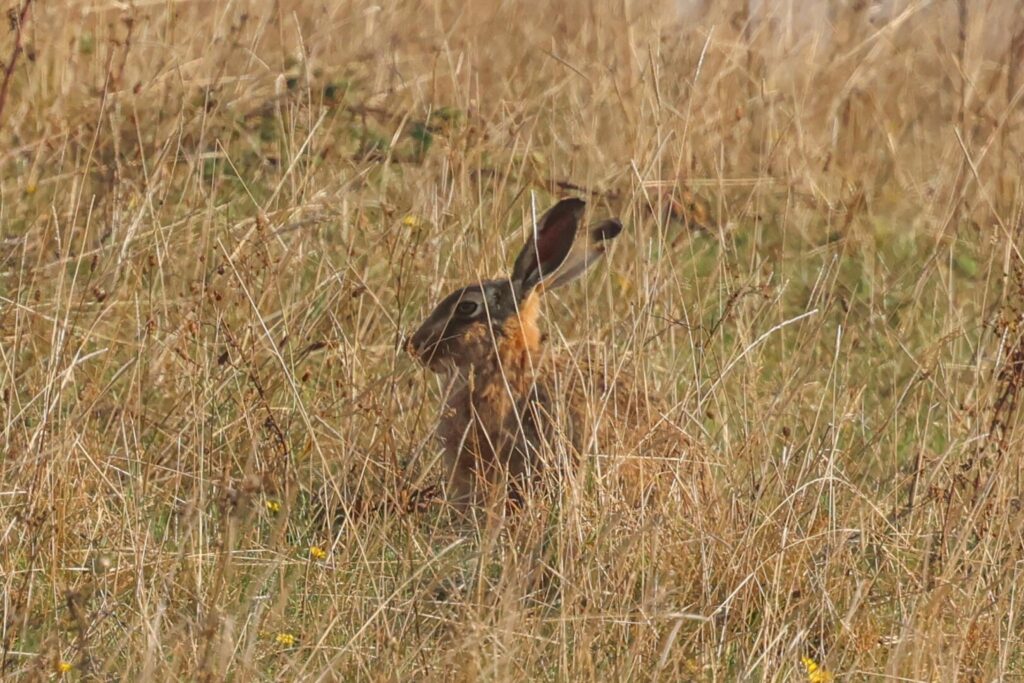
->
[435,301,709,511]
[436,294,559,508]
[548,351,711,508]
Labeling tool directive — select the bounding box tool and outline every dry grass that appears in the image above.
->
[2,0,1024,679]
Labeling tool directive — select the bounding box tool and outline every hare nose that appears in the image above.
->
[406,328,434,358]
[404,334,420,357]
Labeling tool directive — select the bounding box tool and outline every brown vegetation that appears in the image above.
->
[1,0,1023,679]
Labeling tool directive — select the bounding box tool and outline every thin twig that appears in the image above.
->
[0,0,33,127]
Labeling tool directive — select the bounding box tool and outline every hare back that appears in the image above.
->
[548,351,711,506]
[437,346,709,508]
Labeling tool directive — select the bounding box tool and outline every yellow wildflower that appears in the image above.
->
[801,655,833,683]
[401,214,423,229]
[57,661,73,674]
[275,632,296,648]
[614,272,634,295]
[266,500,281,513]
[309,545,326,561]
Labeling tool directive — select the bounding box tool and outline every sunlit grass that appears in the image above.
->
[1,0,1023,679]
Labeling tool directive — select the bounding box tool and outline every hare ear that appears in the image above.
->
[511,198,586,296]
[542,218,623,291]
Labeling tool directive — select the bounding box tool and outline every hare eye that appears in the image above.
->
[455,300,480,317]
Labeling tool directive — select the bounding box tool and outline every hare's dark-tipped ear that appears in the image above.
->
[542,217,622,291]
[511,198,586,295]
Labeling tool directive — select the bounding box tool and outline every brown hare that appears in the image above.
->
[407,198,705,512]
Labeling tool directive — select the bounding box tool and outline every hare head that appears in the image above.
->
[407,198,622,374]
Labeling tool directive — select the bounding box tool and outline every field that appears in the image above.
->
[2,0,1024,679]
